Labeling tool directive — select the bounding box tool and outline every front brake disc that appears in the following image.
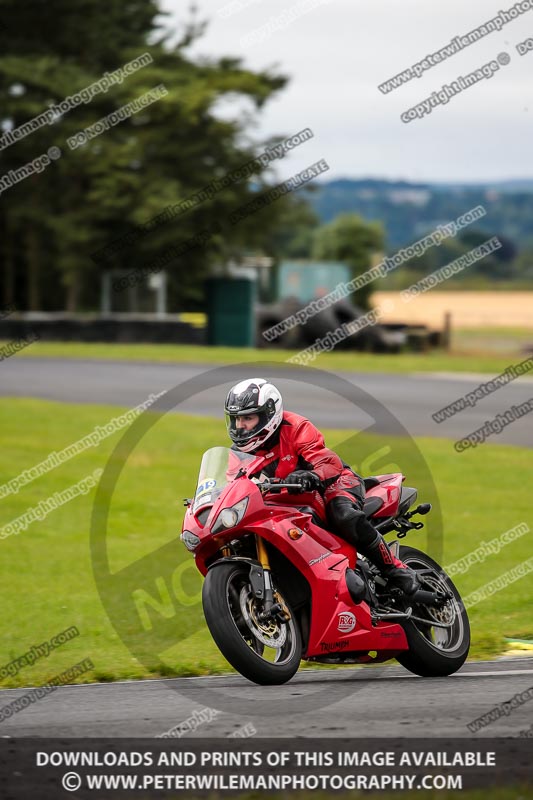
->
[239,587,287,648]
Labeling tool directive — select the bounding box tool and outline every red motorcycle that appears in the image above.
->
[181,447,470,685]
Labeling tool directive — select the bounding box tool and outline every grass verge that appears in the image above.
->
[6,338,530,375]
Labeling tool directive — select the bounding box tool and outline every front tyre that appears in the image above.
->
[202,562,302,685]
[395,545,470,677]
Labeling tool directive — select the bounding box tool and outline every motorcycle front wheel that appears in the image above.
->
[395,545,470,677]
[202,562,302,685]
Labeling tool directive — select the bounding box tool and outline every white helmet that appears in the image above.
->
[224,378,283,453]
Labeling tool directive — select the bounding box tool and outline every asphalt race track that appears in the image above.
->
[2,357,533,447]
[0,658,531,737]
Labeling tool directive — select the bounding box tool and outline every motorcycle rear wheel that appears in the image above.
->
[395,545,470,677]
[202,562,302,685]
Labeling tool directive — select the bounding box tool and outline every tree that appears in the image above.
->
[398,230,520,285]
[267,193,320,260]
[312,213,384,309]
[0,1,289,311]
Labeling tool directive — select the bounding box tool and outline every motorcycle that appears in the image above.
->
[180,446,470,685]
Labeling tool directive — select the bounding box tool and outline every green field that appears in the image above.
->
[8,337,531,376]
[0,397,531,689]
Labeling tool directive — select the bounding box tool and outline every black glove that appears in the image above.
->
[285,470,321,494]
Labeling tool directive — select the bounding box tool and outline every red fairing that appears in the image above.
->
[183,467,408,660]
[365,473,403,517]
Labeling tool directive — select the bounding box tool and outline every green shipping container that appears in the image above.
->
[278,261,350,303]
[206,278,256,347]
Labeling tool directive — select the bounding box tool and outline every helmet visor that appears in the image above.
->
[225,410,268,448]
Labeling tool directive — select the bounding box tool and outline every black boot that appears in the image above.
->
[359,534,420,595]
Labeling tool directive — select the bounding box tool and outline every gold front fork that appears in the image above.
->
[255,535,271,570]
[255,535,290,621]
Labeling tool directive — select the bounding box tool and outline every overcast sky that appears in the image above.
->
[160,0,532,183]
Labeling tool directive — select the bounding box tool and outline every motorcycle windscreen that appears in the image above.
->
[192,446,254,513]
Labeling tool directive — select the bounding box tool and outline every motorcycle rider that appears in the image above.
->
[224,378,420,594]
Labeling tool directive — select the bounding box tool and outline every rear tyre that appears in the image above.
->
[202,562,302,685]
[395,545,470,677]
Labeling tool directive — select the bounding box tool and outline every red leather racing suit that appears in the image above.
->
[249,410,364,506]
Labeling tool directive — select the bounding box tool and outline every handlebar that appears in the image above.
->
[257,480,304,493]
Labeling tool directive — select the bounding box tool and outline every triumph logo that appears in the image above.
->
[337,611,356,633]
[320,640,349,653]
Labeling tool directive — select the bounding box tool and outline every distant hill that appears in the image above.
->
[306,179,533,250]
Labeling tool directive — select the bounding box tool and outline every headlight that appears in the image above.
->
[211,497,249,534]
[219,508,239,528]
[181,530,200,551]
